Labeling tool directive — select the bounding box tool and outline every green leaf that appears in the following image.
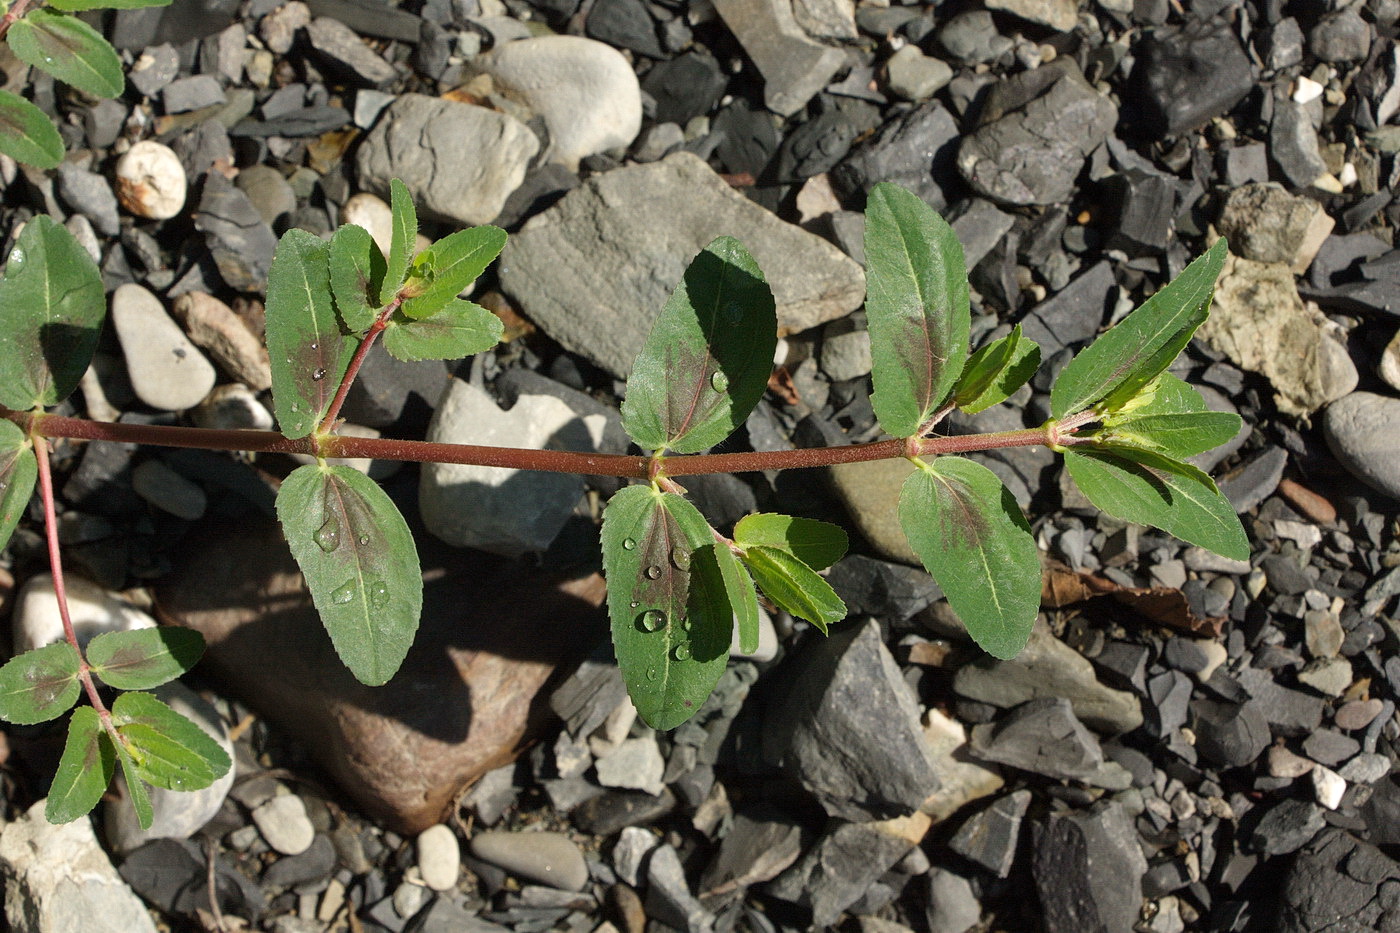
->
[328,223,385,333]
[602,485,732,730]
[712,541,761,655]
[1064,444,1249,561]
[0,215,106,410]
[0,420,37,553]
[899,457,1041,659]
[1105,411,1242,460]
[0,89,64,169]
[49,0,172,9]
[9,10,124,99]
[276,463,422,686]
[953,325,1042,414]
[620,237,777,455]
[400,225,507,320]
[87,627,205,691]
[1051,239,1227,419]
[382,299,503,362]
[0,641,81,725]
[864,182,971,437]
[732,513,848,571]
[265,229,355,439]
[740,545,846,634]
[113,729,153,829]
[386,178,417,296]
[111,691,230,791]
[45,707,115,824]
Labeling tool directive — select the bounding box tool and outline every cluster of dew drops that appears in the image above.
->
[620,536,696,664]
[313,515,389,609]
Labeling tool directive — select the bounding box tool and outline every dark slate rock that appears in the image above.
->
[968,697,1105,783]
[949,198,1016,270]
[119,838,264,921]
[1017,260,1115,354]
[1093,640,1150,695]
[1191,698,1270,769]
[1262,553,1314,596]
[948,789,1031,878]
[1307,233,1390,289]
[1222,142,1270,187]
[1101,169,1180,255]
[304,15,397,87]
[341,344,449,430]
[773,98,882,184]
[1302,729,1361,767]
[1270,91,1327,189]
[162,74,225,113]
[111,0,239,50]
[830,101,961,211]
[1145,670,1193,739]
[1359,778,1400,846]
[680,473,758,530]
[1278,830,1400,933]
[1142,859,1193,898]
[194,173,277,293]
[698,807,803,903]
[307,0,425,42]
[1309,8,1372,63]
[1031,801,1147,933]
[172,118,233,179]
[1131,17,1254,136]
[1235,666,1325,737]
[1163,638,1211,675]
[571,789,676,836]
[826,555,942,621]
[641,50,727,127]
[1249,798,1326,857]
[229,106,351,138]
[262,834,337,888]
[645,845,713,933]
[406,897,510,933]
[492,163,580,232]
[63,438,143,515]
[586,0,664,59]
[1259,18,1305,71]
[1218,446,1287,514]
[767,819,918,928]
[762,619,939,821]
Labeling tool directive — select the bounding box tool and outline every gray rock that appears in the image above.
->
[111,283,217,411]
[263,834,336,889]
[1132,17,1254,136]
[968,698,1126,786]
[952,621,1143,735]
[763,619,939,821]
[252,794,315,856]
[341,341,449,429]
[1236,665,1326,737]
[1017,260,1115,354]
[595,736,665,796]
[1218,446,1288,513]
[162,74,225,113]
[420,380,605,557]
[885,46,953,101]
[767,817,924,927]
[1324,392,1400,500]
[828,458,920,564]
[56,163,121,237]
[194,172,277,292]
[356,94,539,226]
[925,867,980,933]
[1249,798,1326,856]
[1031,801,1147,933]
[948,789,1031,878]
[471,831,587,892]
[1261,18,1305,71]
[128,42,180,96]
[957,66,1117,206]
[477,36,642,170]
[1216,184,1334,273]
[826,555,942,621]
[645,844,713,933]
[821,314,873,381]
[1279,830,1400,933]
[304,16,396,86]
[235,164,297,228]
[498,152,863,378]
[132,459,207,520]
[712,0,845,116]
[950,199,1016,270]
[0,801,158,933]
[1309,9,1371,63]
[938,11,1013,64]
[985,0,1077,31]
[1191,698,1270,769]
[1271,91,1328,189]
[698,808,803,901]
[832,102,960,212]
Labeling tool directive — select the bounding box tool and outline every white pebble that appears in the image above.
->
[115,140,187,219]
[416,824,460,891]
[1292,76,1324,104]
[111,283,217,411]
[252,794,315,855]
[1312,765,1346,810]
[13,574,155,653]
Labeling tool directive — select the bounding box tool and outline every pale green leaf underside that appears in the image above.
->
[740,545,846,633]
[712,541,760,655]
[955,325,1042,415]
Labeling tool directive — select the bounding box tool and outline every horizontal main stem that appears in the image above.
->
[5,408,1080,480]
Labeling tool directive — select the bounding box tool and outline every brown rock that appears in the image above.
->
[1277,477,1337,526]
[171,292,272,391]
[156,518,606,834]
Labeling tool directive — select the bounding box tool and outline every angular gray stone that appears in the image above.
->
[470,830,588,892]
[0,801,158,933]
[985,0,1077,31]
[498,152,863,378]
[1271,91,1327,189]
[952,621,1143,735]
[925,867,980,933]
[1309,9,1371,63]
[832,101,960,211]
[304,16,396,86]
[767,816,925,927]
[948,789,1031,878]
[1031,801,1147,933]
[194,172,277,293]
[356,94,539,226]
[1279,830,1400,933]
[162,74,225,113]
[1191,698,1270,769]
[235,164,297,228]
[763,619,939,821]
[968,698,1127,787]
[1324,392,1400,500]
[645,844,713,933]
[56,163,121,237]
[1132,17,1254,136]
[111,283,217,411]
[885,46,953,101]
[698,808,803,901]
[712,0,846,116]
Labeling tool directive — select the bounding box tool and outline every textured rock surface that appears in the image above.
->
[1323,392,1400,500]
[498,152,863,378]
[712,0,846,117]
[1031,801,1147,933]
[1278,830,1400,933]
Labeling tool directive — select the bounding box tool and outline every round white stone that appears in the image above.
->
[252,794,315,855]
[13,573,155,653]
[416,824,460,891]
[115,140,187,219]
[112,283,217,411]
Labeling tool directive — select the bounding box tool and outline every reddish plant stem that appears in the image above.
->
[317,299,401,435]
[32,433,110,723]
[0,0,37,41]
[7,409,1088,478]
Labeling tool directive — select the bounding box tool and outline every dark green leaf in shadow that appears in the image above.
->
[0,420,37,553]
[864,182,970,437]
[87,627,205,691]
[1065,444,1249,561]
[328,223,385,333]
[732,513,848,570]
[276,463,422,686]
[401,225,506,320]
[9,10,124,99]
[953,325,1042,414]
[45,707,115,824]
[0,641,81,725]
[0,89,64,169]
[899,457,1040,659]
[740,545,845,633]
[265,229,355,439]
[382,299,503,362]
[0,215,106,409]
[111,691,231,791]
[621,237,777,454]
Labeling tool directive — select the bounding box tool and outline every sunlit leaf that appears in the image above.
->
[712,540,761,655]
[0,89,64,169]
[49,0,173,9]
[328,223,385,333]
[953,325,1042,414]
[1051,239,1227,419]
[732,513,848,571]
[602,485,731,730]
[9,10,124,99]
[621,237,777,455]
[864,182,970,437]
[386,178,416,296]
[0,215,106,409]
[276,463,422,686]
[0,420,37,553]
[111,691,231,791]
[382,299,503,361]
[45,707,115,824]
[112,731,153,829]
[900,457,1040,659]
[87,627,205,691]
[400,225,506,320]
[265,229,355,439]
[1065,444,1249,561]
[0,641,81,725]
[740,545,846,633]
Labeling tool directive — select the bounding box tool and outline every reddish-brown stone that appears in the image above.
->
[156,519,605,834]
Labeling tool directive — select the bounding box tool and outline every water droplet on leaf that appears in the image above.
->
[646,668,658,682]
[636,609,666,632]
[670,545,691,570]
[644,565,662,580]
[710,371,729,392]
[330,582,355,605]
[358,534,369,545]
[312,368,327,381]
[622,537,637,550]
[629,599,639,608]
[314,517,340,551]
[369,580,389,608]
[672,643,692,661]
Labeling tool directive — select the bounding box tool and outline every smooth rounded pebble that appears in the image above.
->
[115,140,187,219]
[13,573,155,653]
[1323,391,1400,500]
[469,830,589,891]
[112,283,217,411]
[252,794,315,855]
[132,459,207,520]
[415,824,460,891]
